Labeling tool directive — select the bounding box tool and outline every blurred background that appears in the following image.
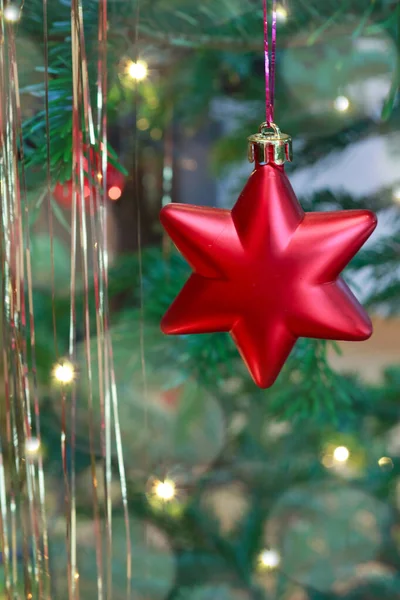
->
[7,0,400,598]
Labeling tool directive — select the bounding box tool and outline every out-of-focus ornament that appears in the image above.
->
[176,585,250,600]
[202,482,249,534]
[266,483,390,592]
[71,325,226,470]
[77,463,122,506]
[333,561,396,596]
[53,149,125,210]
[160,386,182,410]
[160,122,377,388]
[51,517,176,599]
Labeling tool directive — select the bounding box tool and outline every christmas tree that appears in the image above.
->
[0,0,400,598]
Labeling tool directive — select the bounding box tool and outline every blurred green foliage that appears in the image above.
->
[13,0,400,598]
[19,0,400,179]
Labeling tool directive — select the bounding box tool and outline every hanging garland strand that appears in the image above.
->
[71,1,105,598]
[96,0,133,595]
[0,1,51,597]
[69,1,133,598]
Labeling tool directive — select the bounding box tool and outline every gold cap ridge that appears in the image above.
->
[248,122,293,166]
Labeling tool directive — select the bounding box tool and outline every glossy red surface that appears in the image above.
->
[160,164,377,388]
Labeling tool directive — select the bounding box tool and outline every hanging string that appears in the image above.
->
[162,102,174,264]
[263,0,277,125]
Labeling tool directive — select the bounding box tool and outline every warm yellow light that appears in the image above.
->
[74,571,80,580]
[259,548,281,569]
[378,456,393,470]
[3,3,20,22]
[321,454,334,469]
[276,5,288,22]
[127,60,148,82]
[25,437,40,456]
[150,128,162,141]
[393,186,400,203]
[154,479,176,501]
[334,95,350,112]
[53,361,75,385]
[333,446,350,463]
[137,118,150,131]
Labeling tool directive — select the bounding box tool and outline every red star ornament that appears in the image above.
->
[160,163,377,388]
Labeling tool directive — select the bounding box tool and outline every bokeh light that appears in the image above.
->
[25,437,41,456]
[53,361,75,385]
[333,446,350,463]
[259,548,281,570]
[276,5,288,22]
[393,186,400,203]
[137,118,150,131]
[378,456,393,471]
[108,186,122,201]
[334,95,350,112]
[3,3,20,22]
[127,60,148,81]
[153,479,176,502]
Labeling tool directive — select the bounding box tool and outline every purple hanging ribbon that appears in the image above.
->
[263,0,277,125]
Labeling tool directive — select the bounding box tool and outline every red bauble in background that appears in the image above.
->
[53,151,125,210]
[161,386,183,410]
[160,125,377,388]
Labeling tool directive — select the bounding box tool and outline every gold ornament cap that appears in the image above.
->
[248,122,293,166]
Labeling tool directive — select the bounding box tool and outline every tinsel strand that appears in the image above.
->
[71,2,104,598]
[0,2,51,596]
